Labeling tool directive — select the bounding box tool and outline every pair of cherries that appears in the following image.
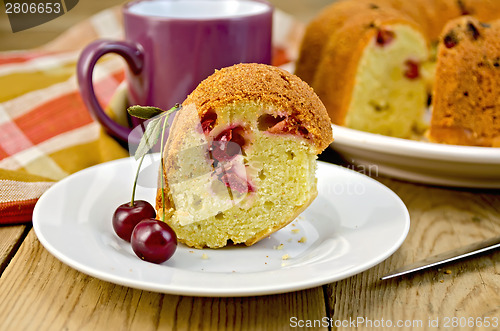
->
[112,105,178,264]
[113,200,177,264]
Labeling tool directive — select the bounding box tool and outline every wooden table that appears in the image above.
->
[1,147,499,330]
[1,1,500,330]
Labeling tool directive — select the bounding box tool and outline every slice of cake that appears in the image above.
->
[429,16,500,147]
[156,63,333,248]
[295,0,379,85]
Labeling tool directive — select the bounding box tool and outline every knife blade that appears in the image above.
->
[381,235,500,280]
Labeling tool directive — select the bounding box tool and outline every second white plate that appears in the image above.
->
[33,155,410,297]
[330,125,500,188]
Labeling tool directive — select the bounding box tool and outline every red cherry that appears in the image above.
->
[131,219,177,264]
[112,200,156,242]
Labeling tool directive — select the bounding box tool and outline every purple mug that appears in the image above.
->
[77,0,273,146]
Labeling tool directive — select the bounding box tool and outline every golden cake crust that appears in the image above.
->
[183,63,333,153]
[243,191,316,246]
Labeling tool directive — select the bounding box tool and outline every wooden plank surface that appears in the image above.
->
[326,177,500,330]
[0,225,29,275]
[0,230,327,331]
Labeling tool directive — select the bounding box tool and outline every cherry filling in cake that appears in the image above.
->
[200,110,311,198]
[157,63,332,249]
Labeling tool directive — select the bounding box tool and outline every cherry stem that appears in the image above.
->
[130,154,146,207]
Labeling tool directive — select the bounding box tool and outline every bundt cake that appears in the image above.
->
[458,0,500,23]
[429,16,500,147]
[156,63,333,248]
[309,8,430,138]
[296,0,500,145]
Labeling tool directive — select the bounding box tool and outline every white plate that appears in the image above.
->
[33,155,409,297]
[330,125,500,188]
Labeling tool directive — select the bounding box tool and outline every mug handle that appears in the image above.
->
[77,40,144,145]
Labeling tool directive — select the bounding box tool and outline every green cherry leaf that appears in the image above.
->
[127,105,165,120]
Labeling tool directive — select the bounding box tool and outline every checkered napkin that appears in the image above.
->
[0,7,303,225]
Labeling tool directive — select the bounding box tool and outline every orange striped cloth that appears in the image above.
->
[0,7,303,225]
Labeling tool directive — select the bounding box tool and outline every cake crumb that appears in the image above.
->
[298,236,307,243]
[282,254,290,260]
[274,244,284,250]
[444,270,452,274]
[291,229,300,234]
[202,253,209,259]
[440,279,444,283]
